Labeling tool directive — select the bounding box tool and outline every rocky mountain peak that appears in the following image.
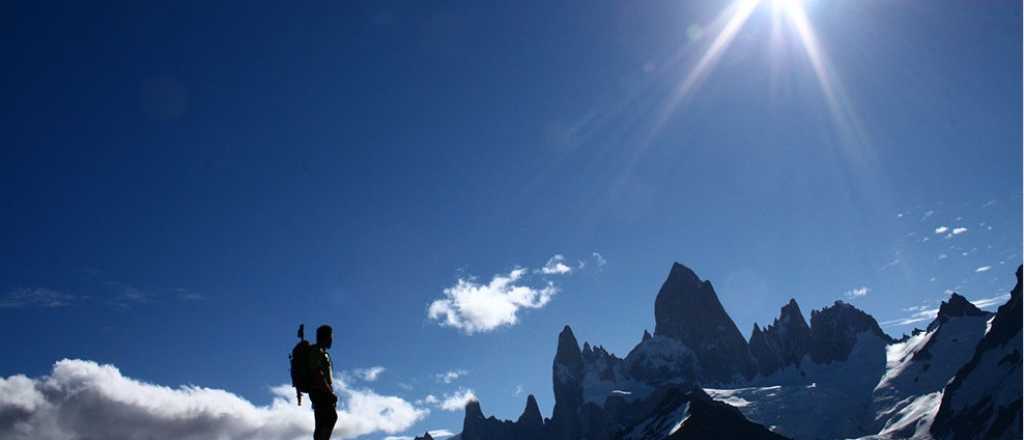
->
[927,292,989,332]
[516,394,544,429]
[653,262,755,383]
[413,433,434,440]
[642,329,652,342]
[809,300,890,364]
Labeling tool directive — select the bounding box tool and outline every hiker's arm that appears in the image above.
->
[313,368,333,394]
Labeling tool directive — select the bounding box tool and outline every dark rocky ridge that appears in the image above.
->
[930,265,1023,440]
[654,263,755,384]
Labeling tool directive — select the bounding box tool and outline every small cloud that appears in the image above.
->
[982,199,997,208]
[418,395,440,405]
[592,252,607,268]
[352,366,386,382]
[514,385,524,396]
[438,389,477,412]
[938,253,948,260]
[896,212,904,218]
[934,226,949,234]
[428,268,558,334]
[540,255,572,275]
[952,227,968,235]
[435,369,468,384]
[976,266,992,273]
[921,210,935,221]
[0,288,73,308]
[845,286,870,299]
[428,429,456,438]
[397,382,414,391]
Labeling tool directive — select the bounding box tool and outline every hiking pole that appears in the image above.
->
[297,324,304,406]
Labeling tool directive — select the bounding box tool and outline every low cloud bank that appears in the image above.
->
[0,359,426,440]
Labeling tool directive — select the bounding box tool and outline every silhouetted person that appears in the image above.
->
[309,325,338,440]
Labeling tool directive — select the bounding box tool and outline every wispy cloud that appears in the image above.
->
[976,266,992,273]
[938,253,948,260]
[880,259,901,271]
[428,268,558,334]
[592,252,607,268]
[0,359,426,440]
[844,286,870,299]
[351,366,386,382]
[435,369,468,384]
[0,288,73,308]
[540,254,572,275]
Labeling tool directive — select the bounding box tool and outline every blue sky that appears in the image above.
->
[2,1,1021,438]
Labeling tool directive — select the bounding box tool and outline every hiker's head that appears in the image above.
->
[316,325,333,348]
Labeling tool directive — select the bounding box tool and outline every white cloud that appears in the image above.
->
[514,385,524,396]
[938,253,948,260]
[0,288,73,308]
[976,266,992,272]
[934,226,949,234]
[435,369,467,384]
[845,286,870,299]
[419,394,440,405]
[351,366,386,382]
[438,389,477,412]
[592,252,607,267]
[882,294,1011,327]
[428,268,558,334]
[952,227,968,235]
[540,255,572,275]
[0,359,427,440]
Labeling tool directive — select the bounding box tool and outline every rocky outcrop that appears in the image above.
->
[808,300,891,364]
[931,265,1023,440]
[653,263,755,384]
[749,299,812,376]
[413,433,434,440]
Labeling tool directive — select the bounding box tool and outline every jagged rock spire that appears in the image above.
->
[551,325,584,440]
[516,394,544,429]
[653,262,755,383]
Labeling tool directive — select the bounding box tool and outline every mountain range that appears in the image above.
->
[449,262,1023,440]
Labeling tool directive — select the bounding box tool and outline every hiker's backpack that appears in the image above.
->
[289,324,313,405]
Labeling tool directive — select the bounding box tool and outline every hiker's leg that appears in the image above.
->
[313,406,337,440]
